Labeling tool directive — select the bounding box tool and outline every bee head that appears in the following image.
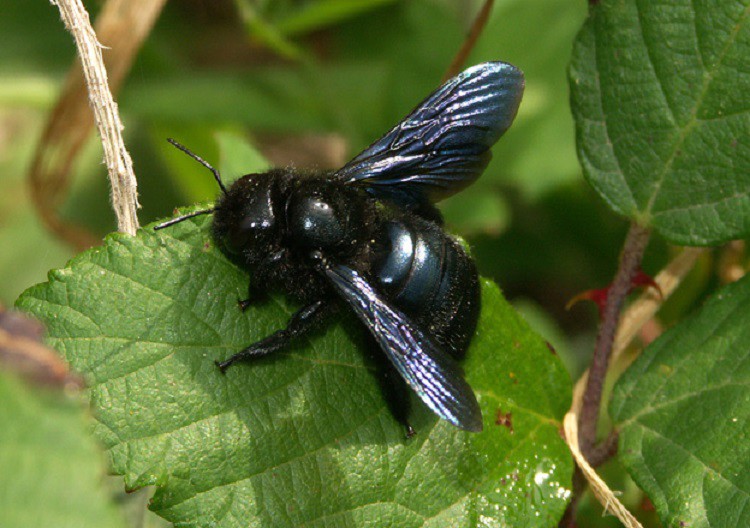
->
[155,140,280,263]
[211,173,281,261]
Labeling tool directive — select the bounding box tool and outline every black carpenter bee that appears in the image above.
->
[155,62,524,433]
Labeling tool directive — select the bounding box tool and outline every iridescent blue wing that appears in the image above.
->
[321,262,483,432]
[334,62,524,209]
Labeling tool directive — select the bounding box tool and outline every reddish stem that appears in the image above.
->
[441,0,495,82]
[578,223,650,457]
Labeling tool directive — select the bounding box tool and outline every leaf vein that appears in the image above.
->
[644,2,750,214]
[635,0,677,123]
[636,422,750,497]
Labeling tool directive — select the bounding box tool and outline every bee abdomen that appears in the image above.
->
[375,218,480,357]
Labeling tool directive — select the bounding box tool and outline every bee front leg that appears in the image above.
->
[216,299,334,372]
[238,250,286,311]
[238,284,267,311]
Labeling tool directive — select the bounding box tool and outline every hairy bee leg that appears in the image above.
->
[216,299,333,372]
[365,338,415,438]
[237,250,287,311]
[381,362,416,438]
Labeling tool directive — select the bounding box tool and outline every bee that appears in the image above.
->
[156,62,524,433]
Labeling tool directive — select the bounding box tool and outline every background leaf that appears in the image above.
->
[611,273,750,527]
[0,374,126,528]
[471,0,587,200]
[215,129,272,180]
[570,0,750,245]
[16,214,573,527]
[261,0,398,36]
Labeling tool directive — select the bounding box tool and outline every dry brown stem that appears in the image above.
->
[0,307,83,389]
[31,0,166,248]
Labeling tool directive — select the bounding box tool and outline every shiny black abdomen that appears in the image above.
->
[374,214,480,359]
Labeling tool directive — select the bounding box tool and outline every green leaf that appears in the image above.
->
[215,129,272,181]
[233,0,397,58]
[0,374,126,528]
[126,69,329,131]
[440,188,510,236]
[153,125,225,204]
[0,2,74,75]
[234,0,306,61]
[152,128,271,206]
[276,0,398,36]
[611,274,750,527]
[16,214,573,527]
[570,0,750,245]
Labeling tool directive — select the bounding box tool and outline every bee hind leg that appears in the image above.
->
[365,337,416,438]
[216,299,334,372]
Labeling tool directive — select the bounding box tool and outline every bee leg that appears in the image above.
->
[382,364,416,438]
[238,284,267,311]
[216,299,334,372]
[366,338,415,438]
[238,250,286,310]
[411,201,444,225]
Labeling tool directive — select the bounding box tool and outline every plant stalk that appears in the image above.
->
[578,223,650,457]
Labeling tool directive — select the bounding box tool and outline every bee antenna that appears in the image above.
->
[166,138,228,195]
[154,208,215,230]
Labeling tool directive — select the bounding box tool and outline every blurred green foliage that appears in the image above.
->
[0,373,126,528]
[0,0,600,339]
